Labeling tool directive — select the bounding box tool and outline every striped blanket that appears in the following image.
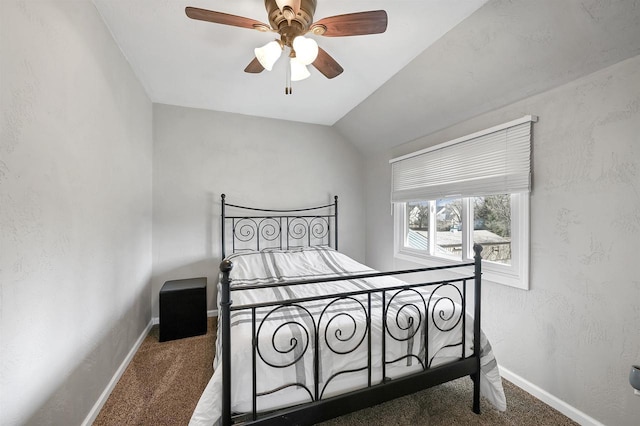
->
[190,247,506,426]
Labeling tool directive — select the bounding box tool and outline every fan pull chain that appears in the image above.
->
[285,47,293,95]
[285,56,292,95]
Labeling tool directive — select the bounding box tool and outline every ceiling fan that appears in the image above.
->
[185,0,388,93]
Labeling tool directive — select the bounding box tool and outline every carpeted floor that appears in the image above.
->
[94,319,216,426]
[95,318,577,425]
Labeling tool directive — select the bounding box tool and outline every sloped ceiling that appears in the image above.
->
[335,0,640,153]
[93,0,640,154]
[92,0,489,127]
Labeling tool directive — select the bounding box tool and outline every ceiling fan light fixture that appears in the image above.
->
[254,40,282,71]
[290,57,311,81]
[292,36,318,65]
[185,3,387,84]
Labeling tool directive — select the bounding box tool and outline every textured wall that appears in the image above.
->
[363,55,640,425]
[334,0,640,154]
[152,104,365,317]
[0,0,152,424]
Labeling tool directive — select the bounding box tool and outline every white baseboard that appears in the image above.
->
[84,309,218,425]
[82,319,154,426]
[151,309,219,325]
[83,322,596,425]
[500,365,604,426]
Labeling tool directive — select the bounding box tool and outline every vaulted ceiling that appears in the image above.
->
[94,0,640,153]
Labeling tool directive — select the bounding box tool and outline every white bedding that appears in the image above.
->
[190,247,506,425]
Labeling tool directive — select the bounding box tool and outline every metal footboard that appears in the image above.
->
[218,245,483,425]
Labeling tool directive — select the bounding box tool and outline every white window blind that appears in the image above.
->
[390,115,537,203]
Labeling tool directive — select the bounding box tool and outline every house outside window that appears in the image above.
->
[397,193,529,289]
[406,195,512,262]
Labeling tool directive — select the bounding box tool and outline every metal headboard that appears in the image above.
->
[221,194,338,258]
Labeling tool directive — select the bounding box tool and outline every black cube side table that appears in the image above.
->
[159,277,207,342]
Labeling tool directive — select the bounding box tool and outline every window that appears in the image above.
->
[396,194,529,288]
[391,116,536,289]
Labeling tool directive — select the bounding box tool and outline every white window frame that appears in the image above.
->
[390,115,536,290]
[394,193,529,289]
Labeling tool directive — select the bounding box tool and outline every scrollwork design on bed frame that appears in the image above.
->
[219,194,483,426]
[221,193,338,257]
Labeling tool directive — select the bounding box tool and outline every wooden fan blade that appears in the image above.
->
[310,10,387,37]
[185,7,270,31]
[244,57,265,74]
[312,47,343,79]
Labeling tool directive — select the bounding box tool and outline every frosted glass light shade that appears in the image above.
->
[255,41,282,71]
[292,36,318,65]
[290,57,310,81]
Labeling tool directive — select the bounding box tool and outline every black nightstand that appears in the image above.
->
[159,277,207,342]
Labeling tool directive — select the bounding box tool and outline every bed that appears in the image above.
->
[190,195,506,426]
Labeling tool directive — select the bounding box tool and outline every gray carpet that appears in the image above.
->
[96,319,577,425]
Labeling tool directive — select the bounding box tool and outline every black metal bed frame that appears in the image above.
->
[218,194,482,425]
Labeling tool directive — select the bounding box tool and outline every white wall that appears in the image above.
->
[363,55,640,425]
[152,104,365,317]
[0,1,152,424]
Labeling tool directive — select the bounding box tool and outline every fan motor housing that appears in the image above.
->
[265,0,317,44]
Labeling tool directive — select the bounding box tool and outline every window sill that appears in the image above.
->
[394,249,529,290]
